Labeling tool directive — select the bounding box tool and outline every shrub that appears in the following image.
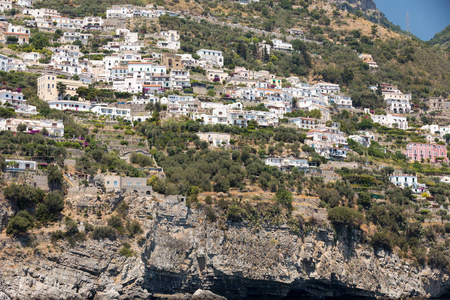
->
[275,188,293,210]
[227,203,245,222]
[119,245,133,257]
[428,249,449,269]
[327,206,364,228]
[126,220,143,237]
[84,222,94,232]
[6,210,34,235]
[445,223,450,233]
[204,195,213,205]
[107,215,123,229]
[50,230,64,243]
[204,205,217,222]
[370,230,393,251]
[4,183,45,210]
[36,192,64,223]
[92,226,117,240]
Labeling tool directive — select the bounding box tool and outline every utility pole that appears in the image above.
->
[377,9,380,27]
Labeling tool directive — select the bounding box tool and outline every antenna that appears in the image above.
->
[406,12,410,36]
[377,9,380,27]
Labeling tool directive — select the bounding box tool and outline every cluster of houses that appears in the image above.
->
[0,4,447,197]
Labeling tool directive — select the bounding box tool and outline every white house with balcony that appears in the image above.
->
[49,100,91,112]
[371,113,408,130]
[389,174,427,194]
[0,118,64,136]
[265,157,309,172]
[312,82,340,94]
[196,49,223,67]
[386,98,411,114]
[5,159,37,172]
[197,132,231,147]
[271,39,293,51]
[289,117,320,130]
[91,105,131,119]
[61,32,91,45]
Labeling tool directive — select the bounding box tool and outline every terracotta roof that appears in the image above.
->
[390,113,406,117]
[4,32,29,36]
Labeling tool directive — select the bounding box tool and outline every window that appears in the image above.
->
[114,181,118,186]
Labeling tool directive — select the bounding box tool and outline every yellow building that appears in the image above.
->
[37,75,88,102]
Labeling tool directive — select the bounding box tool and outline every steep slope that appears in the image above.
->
[428,25,450,50]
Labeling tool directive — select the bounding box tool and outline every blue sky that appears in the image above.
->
[373,0,450,41]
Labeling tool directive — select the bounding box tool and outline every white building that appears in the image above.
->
[306,127,348,148]
[5,159,36,171]
[61,32,91,45]
[389,174,427,194]
[170,70,190,89]
[197,132,231,147]
[0,0,12,12]
[328,94,353,109]
[288,117,320,130]
[271,39,293,51]
[313,82,340,94]
[91,105,131,119]
[386,98,411,114]
[0,118,64,136]
[196,49,223,67]
[157,40,180,51]
[265,157,309,171]
[49,100,91,111]
[371,113,408,130]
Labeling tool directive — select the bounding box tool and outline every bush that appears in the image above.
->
[204,195,213,204]
[119,245,133,257]
[37,192,64,223]
[227,203,245,222]
[50,230,64,243]
[107,215,123,230]
[275,188,293,210]
[4,183,45,210]
[428,249,448,269]
[370,230,393,251]
[126,220,143,237]
[204,205,217,222]
[445,223,450,233]
[92,226,117,240]
[327,206,364,228]
[6,210,33,235]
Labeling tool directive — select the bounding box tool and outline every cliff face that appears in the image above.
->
[0,193,449,299]
[343,0,377,11]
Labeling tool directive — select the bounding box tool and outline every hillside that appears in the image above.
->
[428,25,450,51]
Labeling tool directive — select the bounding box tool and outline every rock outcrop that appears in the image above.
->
[0,193,449,299]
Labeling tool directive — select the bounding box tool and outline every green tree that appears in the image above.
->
[328,206,364,228]
[57,82,67,99]
[6,210,34,235]
[275,188,293,210]
[4,183,45,210]
[16,123,27,132]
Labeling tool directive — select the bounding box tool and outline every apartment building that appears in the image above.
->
[402,143,448,163]
[196,49,223,67]
[37,75,88,102]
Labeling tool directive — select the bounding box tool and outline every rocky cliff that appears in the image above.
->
[0,193,449,299]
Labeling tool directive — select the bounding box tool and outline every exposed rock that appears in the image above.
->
[0,193,449,299]
[192,289,227,300]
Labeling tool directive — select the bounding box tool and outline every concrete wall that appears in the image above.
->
[32,175,49,190]
[121,177,147,187]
